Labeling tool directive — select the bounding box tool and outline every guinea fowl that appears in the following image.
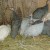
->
[0,24,11,41]
[33,5,48,19]
[42,13,50,36]
[20,14,45,37]
[11,8,22,39]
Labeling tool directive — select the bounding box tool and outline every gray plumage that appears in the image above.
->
[11,11,22,38]
[42,20,50,36]
[33,5,48,19]
[32,5,50,36]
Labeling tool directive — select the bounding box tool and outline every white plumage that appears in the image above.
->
[20,14,46,37]
[24,22,44,37]
[0,25,11,41]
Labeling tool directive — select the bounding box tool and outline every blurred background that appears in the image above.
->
[0,0,50,50]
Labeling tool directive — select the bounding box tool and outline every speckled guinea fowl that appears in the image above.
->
[20,14,46,37]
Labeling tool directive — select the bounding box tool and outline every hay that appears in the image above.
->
[0,35,50,50]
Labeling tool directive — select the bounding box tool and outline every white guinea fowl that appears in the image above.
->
[20,13,47,37]
[20,14,39,35]
[0,24,11,41]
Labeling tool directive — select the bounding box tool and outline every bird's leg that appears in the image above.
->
[33,36,40,42]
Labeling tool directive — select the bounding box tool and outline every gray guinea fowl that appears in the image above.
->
[33,5,48,19]
[11,10,22,39]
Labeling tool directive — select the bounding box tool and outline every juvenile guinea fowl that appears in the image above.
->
[0,24,11,41]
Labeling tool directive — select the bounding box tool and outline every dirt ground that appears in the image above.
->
[0,34,50,50]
